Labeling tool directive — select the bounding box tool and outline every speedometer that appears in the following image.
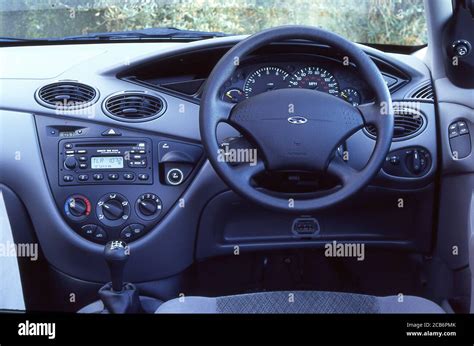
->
[243,66,290,98]
[288,66,340,96]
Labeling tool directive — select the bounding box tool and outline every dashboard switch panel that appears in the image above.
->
[382,147,432,178]
[448,120,471,159]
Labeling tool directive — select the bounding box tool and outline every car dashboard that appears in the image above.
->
[0,36,439,288]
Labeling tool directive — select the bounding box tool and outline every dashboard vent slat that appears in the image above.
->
[365,108,425,140]
[103,92,165,122]
[408,83,434,101]
[36,82,98,109]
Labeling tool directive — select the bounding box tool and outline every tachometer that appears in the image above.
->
[288,66,339,96]
[243,66,290,98]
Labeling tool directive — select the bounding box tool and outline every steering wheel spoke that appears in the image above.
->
[327,155,359,186]
[214,99,235,122]
[357,102,385,128]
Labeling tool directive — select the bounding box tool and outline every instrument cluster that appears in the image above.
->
[220,56,379,106]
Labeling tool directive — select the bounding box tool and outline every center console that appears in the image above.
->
[35,116,203,244]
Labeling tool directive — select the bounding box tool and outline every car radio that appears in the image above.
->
[58,138,153,185]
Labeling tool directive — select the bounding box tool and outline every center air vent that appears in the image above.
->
[36,81,98,109]
[365,108,426,141]
[103,91,166,122]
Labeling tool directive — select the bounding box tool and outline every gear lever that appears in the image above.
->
[98,240,143,313]
[104,240,129,292]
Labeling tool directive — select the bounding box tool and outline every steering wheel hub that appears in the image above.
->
[230,88,364,171]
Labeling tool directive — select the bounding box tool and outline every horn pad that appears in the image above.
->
[229,88,364,171]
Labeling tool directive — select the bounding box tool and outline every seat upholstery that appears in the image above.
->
[156,291,445,314]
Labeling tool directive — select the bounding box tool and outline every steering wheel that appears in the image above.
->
[200,25,394,212]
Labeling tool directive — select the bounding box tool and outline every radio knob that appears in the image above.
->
[102,200,124,220]
[64,156,78,170]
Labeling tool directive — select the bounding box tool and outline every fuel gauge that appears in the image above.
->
[340,88,361,106]
[224,88,245,103]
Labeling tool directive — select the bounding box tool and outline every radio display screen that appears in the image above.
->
[91,156,124,169]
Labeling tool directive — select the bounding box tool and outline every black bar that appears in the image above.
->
[0,313,473,345]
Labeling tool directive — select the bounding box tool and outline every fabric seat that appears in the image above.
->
[156,291,445,313]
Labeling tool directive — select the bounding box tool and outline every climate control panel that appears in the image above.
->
[64,192,163,244]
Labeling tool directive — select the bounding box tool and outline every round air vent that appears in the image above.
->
[103,91,166,122]
[365,108,426,141]
[36,81,98,109]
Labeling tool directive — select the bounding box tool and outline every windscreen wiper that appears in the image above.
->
[0,27,228,44]
[59,27,229,41]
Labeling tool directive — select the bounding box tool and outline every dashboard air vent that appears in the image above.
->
[103,92,165,122]
[36,81,98,109]
[365,108,425,140]
[408,83,434,101]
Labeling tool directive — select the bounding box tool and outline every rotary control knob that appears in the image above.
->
[135,193,162,220]
[96,193,130,227]
[64,156,78,170]
[102,199,124,220]
[64,195,91,221]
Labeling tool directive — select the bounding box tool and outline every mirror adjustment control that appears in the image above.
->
[448,120,471,159]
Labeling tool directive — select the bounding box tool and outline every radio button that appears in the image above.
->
[139,150,146,154]
[128,160,147,168]
[123,173,135,180]
[65,143,73,149]
[77,150,87,154]
[108,173,119,180]
[79,163,88,169]
[63,175,74,182]
[78,156,87,162]
[65,150,75,155]
[93,173,104,181]
[78,174,89,181]
[138,173,149,181]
